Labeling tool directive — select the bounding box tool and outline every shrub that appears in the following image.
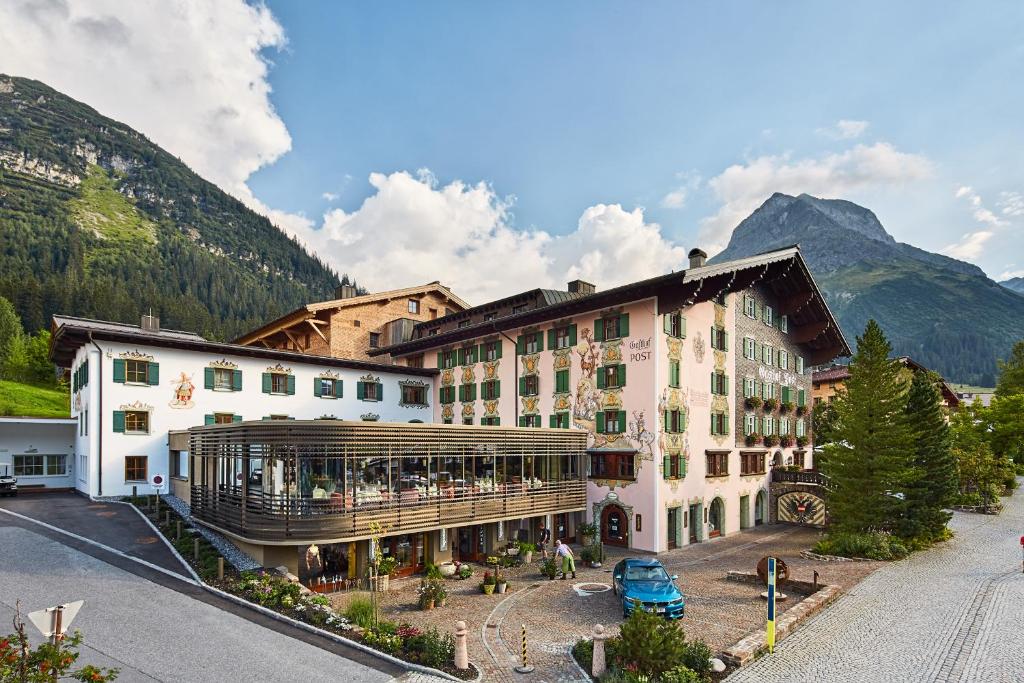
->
[519,542,536,553]
[615,607,687,678]
[424,563,443,580]
[405,627,455,668]
[763,434,780,447]
[745,396,763,410]
[745,433,761,447]
[363,626,402,654]
[780,401,795,414]
[541,558,559,579]
[578,521,598,538]
[457,564,473,579]
[812,531,909,560]
[483,570,496,586]
[680,640,712,681]
[572,638,593,674]
[235,572,302,609]
[345,596,375,628]
[662,666,703,683]
[795,435,809,448]
[763,398,779,411]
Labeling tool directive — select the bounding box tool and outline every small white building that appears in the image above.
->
[0,417,77,491]
[50,315,437,498]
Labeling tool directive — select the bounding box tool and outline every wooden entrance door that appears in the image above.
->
[740,495,750,529]
[688,503,700,543]
[456,526,486,562]
[667,508,679,549]
[601,504,628,547]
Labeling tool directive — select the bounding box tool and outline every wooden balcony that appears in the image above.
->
[771,468,831,488]
[191,478,586,544]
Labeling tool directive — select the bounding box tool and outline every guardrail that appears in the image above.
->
[771,469,831,488]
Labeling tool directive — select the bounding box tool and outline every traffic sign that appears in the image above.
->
[150,473,166,491]
[28,601,83,643]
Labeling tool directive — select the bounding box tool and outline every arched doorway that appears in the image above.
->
[708,497,724,538]
[601,504,628,547]
[754,490,766,526]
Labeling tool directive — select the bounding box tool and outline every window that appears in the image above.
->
[710,326,728,352]
[358,380,383,401]
[793,450,806,469]
[440,350,456,369]
[552,325,575,350]
[369,332,381,348]
[124,456,148,482]
[429,308,438,319]
[440,386,456,403]
[408,299,420,314]
[762,416,775,436]
[315,378,342,398]
[779,350,789,370]
[481,380,500,400]
[170,451,188,479]
[519,415,542,428]
[590,452,635,479]
[664,409,686,433]
[47,455,67,476]
[780,417,791,435]
[457,320,470,329]
[484,341,502,361]
[213,413,237,424]
[481,416,501,426]
[13,455,43,476]
[463,417,474,425]
[521,375,539,396]
[711,372,729,396]
[555,369,570,394]
[669,360,680,388]
[484,312,495,322]
[761,344,774,365]
[796,419,806,438]
[443,418,453,424]
[763,305,774,326]
[743,377,756,398]
[664,311,686,338]
[705,452,728,477]
[740,452,765,475]
[407,354,424,368]
[598,410,624,434]
[124,410,149,434]
[402,384,428,406]
[594,313,629,341]
[457,346,477,365]
[744,295,756,318]
[598,364,626,389]
[761,382,776,400]
[267,414,290,421]
[710,412,730,436]
[125,359,148,384]
[271,373,289,394]
[523,332,541,354]
[745,413,757,436]
[214,368,233,390]
[428,329,438,336]
[780,315,789,333]
[662,452,684,479]
[796,356,805,374]
[550,412,570,429]
[744,337,756,360]
[458,383,476,402]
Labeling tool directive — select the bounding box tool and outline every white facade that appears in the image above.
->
[0,418,77,491]
[68,339,435,497]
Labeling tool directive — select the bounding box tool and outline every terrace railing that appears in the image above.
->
[771,468,832,488]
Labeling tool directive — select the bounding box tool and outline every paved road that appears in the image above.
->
[727,487,1024,683]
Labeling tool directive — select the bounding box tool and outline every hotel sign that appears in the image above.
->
[758,365,797,387]
[629,337,653,363]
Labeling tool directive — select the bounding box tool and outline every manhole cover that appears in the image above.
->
[96,511,116,517]
[572,583,611,596]
[135,536,158,545]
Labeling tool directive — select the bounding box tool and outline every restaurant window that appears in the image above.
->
[705,452,729,477]
[590,452,635,480]
[402,384,428,406]
[369,332,381,348]
[664,311,686,338]
[521,375,539,397]
[740,452,765,476]
[408,299,420,314]
[125,456,148,482]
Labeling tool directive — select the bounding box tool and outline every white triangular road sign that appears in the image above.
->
[27,600,84,638]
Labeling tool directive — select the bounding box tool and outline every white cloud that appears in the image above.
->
[999,191,1024,217]
[941,186,1006,261]
[322,192,339,202]
[659,171,701,209]
[999,269,1024,280]
[0,0,291,208]
[699,142,933,254]
[816,119,870,140]
[296,171,686,303]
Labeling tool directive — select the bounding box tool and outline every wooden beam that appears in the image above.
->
[777,291,814,316]
[790,320,829,344]
[282,328,305,353]
[307,319,328,344]
[307,318,328,326]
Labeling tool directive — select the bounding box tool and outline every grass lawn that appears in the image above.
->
[0,380,71,418]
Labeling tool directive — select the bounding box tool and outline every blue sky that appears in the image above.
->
[2,1,1022,300]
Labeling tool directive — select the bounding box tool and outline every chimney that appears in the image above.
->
[688,248,707,269]
[141,313,160,332]
[335,284,358,299]
[567,279,596,295]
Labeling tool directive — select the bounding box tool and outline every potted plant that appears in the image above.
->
[745,396,763,410]
[456,563,473,580]
[581,543,603,568]
[744,433,761,447]
[779,434,794,448]
[764,434,780,447]
[763,398,779,412]
[417,578,438,610]
[437,561,457,578]
[519,542,536,564]
[372,556,398,592]
[796,435,809,448]
[481,570,496,594]
[541,557,558,580]
[487,555,508,593]
[578,521,598,546]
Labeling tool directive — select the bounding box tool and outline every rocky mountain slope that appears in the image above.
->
[0,75,358,340]
[1000,277,1024,295]
[712,193,1024,385]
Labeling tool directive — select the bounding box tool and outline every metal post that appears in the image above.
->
[194,538,200,561]
[51,606,63,646]
[514,623,534,673]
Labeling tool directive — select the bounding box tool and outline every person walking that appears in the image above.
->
[538,524,552,559]
[554,539,576,580]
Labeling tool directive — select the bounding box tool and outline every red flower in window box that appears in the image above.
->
[779,434,794,448]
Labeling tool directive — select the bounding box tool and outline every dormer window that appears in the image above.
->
[512,304,527,314]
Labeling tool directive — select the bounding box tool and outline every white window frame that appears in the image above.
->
[796,356,805,374]
[745,413,756,436]
[780,315,789,333]
[779,350,789,370]
[744,296,756,318]
[762,416,774,436]
[796,419,806,438]
[743,377,755,398]
[780,417,791,436]
[763,305,774,326]
[744,337,756,360]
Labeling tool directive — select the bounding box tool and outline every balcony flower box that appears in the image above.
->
[763,398,779,412]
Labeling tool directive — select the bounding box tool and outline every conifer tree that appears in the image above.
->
[821,320,915,533]
[995,340,1024,397]
[899,370,956,540]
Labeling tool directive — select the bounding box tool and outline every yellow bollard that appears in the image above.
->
[514,623,534,673]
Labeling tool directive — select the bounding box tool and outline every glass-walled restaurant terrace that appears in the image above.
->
[188,421,588,545]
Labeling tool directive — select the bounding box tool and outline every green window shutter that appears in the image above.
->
[723,413,730,435]
[550,414,557,428]
[664,315,672,334]
[233,415,243,423]
[458,384,465,402]
[494,380,501,398]
[596,370,606,389]
[262,373,271,394]
[663,455,671,480]
[516,335,525,355]
[376,382,383,400]
[147,362,159,386]
[357,382,365,400]
[335,379,343,398]
[287,375,296,395]
[724,375,730,394]
[596,412,606,434]
[204,414,214,426]
[681,410,687,431]
[619,313,629,337]
[711,372,717,394]
[569,324,577,346]
[232,369,242,391]
[112,359,125,383]
[436,352,443,368]
[476,344,484,362]
[495,342,503,360]
[204,367,215,390]
[112,411,125,433]
[471,384,477,401]
[457,348,465,366]
[617,364,626,387]
[547,328,556,350]
[710,413,717,435]
[593,319,605,342]
[314,378,322,397]
[663,410,670,432]
[798,389,806,407]
[535,331,544,349]
[723,331,729,350]
[519,416,527,428]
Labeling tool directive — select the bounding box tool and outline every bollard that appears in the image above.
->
[813,570,819,591]
[165,511,171,525]
[175,520,182,541]
[592,624,608,678]
[193,538,200,561]
[217,557,224,581]
[454,620,469,670]
[132,485,137,498]
[514,623,534,673]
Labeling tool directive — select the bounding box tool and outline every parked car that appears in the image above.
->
[0,472,17,496]
[612,558,684,619]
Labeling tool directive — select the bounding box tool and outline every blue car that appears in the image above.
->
[612,558,685,619]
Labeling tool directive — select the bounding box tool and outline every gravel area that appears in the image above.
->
[160,494,262,572]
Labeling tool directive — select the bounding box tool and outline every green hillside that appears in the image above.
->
[0,380,70,418]
[0,74,360,340]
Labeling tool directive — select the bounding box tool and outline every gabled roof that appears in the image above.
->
[812,365,851,383]
[374,246,851,364]
[233,281,470,346]
[49,315,437,376]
